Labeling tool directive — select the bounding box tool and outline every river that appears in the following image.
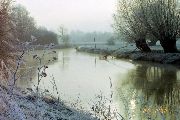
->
[17,48,180,119]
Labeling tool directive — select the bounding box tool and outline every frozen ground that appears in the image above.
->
[0,86,97,120]
[77,43,180,66]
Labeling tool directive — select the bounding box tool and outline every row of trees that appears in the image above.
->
[12,4,58,45]
[0,0,60,79]
[114,0,180,53]
[69,31,114,44]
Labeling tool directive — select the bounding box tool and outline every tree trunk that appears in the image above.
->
[160,39,179,53]
[135,39,151,52]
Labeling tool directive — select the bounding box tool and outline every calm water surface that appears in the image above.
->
[17,49,180,119]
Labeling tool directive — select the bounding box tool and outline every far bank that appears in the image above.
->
[76,46,180,66]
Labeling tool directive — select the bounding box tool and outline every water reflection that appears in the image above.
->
[17,49,129,105]
[118,63,180,119]
[16,48,180,119]
[16,50,59,89]
[58,49,70,70]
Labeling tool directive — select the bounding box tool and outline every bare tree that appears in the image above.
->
[58,26,69,46]
[0,0,16,80]
[114,0,180,53]
[137,0,180,53]
[113,0,151,52]
[11,4,36,42]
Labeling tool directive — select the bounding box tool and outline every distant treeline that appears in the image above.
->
[12,4,58,45]
[69,31,115,44]
[0,1,59,78]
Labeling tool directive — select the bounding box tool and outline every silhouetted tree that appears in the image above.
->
[33,27,58,45]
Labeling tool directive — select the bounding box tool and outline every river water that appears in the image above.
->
[17,48,180,119]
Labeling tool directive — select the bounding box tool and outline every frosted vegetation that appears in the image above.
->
[0,0,97,119]
[0,0,180,119]
[113,0,180,53]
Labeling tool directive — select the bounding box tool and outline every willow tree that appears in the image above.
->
[113,0,151,52]
[133,0,180,53]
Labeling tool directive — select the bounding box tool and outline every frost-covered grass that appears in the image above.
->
[77,44,180,66]
[0,86,97,120]
[0,42,97,120]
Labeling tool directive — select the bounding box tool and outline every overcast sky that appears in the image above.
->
[15,0,116,32]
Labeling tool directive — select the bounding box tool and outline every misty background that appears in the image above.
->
[16,0,116,32]
[15,0,117,45]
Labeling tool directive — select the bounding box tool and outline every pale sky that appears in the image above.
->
[15,0,116,32]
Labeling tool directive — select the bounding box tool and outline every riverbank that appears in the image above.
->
[16,44,73,51]
[0,86,96,120]
[76,46,180,66]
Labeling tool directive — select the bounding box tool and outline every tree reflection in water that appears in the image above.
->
[118,64,180,119]
[16,50,59,90]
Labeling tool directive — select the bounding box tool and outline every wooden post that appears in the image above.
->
[94,37,96,49]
